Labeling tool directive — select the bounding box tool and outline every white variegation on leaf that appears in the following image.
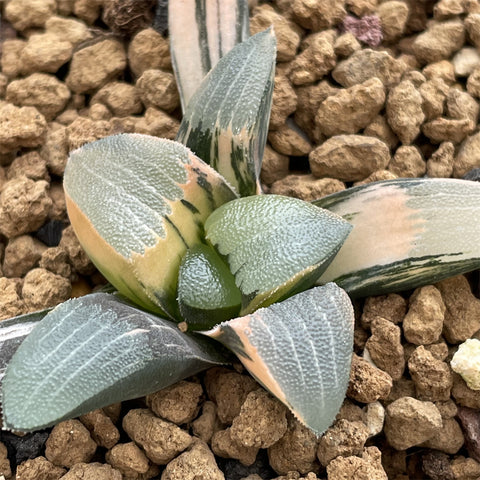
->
[203,283,355,436]
[204,194,352,314]
[64,134,237,320]
[169,0,249,111]
[1,293,228,432]
[176,28,276,197]
[314,178,480,296]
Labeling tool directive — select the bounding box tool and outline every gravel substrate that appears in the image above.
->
[1,0,480,479]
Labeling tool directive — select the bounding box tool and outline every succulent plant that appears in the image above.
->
[2,0,480,438]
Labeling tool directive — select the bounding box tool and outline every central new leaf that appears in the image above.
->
[204,195,352,314]
[64,134,237,319]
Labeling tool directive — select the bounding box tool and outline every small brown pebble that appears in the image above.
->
[411,19,465,64]
[230,389,288,449]
[269,123,313,156]
[41,124,69,176]
[161,438,224,480]
[1,39,27,79]
[136,69,180,113]
[45,419,97,468]
[0,177,52,238]
[309,135,390,182]
[427,142,455,177]
[403,286,445,345]
[388,145,425,177]
[436,275,480,344]
[191,401,220,443]
[66,39,127,94]
[408,346,453,401]
[347,353,393,403]
[292,0,345,30]
[450,456,480,480]
[48,182,66,221]
[6,73,70,121]
[288,31,336,86]
[250,5,302,62]
[333,32,361,57]
[91,82,143,117]
[452,372,480,409]
[7,151,49,182]
[0,441,11,479]
[386,80,425,145]
[419,79,448,120]
[106,442,159,480]
[423,117,476,144]
[363,115,399,149]
[128,28,171,78]
[386,378,416,405]
[270,75,297,130]
[20,33,73,75]
[353,169,397,186]
[122,408,192,465]
[465,13,480,49]
[211,428,259,466]
[376,1,409,42]
[422,417,464,455]
[15,455,65,480]
[317,419,369,467]
[326,446,388,479]
[3,235,47,278]
[45,15,93,46]
[0,276,24,320]
[452,47,480,77]
[446,88,479,122]
[146,380,203,425]
[4,0,56,31]
[39,247,71,278]
[260,145,290,187]
[205,369,260,424]
[60,462,122,480]
[457,407,480,462]
[0,104,47,154]
[66,117,115,151]
[134,107,179,139]
[22,267,71,310]
[268,416,319,474]
[333,49,405,87]
[59,225,95,275]
[80,409,120,449]
[454,131,480,177]
[384,397,443,450]
[270,174,345,201]
[315,77,385,137]
[366,318,405,381]
[74,0,103,24]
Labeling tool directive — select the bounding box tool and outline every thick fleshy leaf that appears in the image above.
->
[176,29,276,197]
[0,309,50,384]
[1,293,229,432]
[203,283,354,435]
[204,195,352,315]
[314,178,480,296]
[64,134,237,319]
[169,0,249,111]
[178,244,242,330]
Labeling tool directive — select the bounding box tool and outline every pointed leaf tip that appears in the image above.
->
[204,283,354,435]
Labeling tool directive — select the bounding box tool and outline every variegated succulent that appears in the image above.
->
[2,0,480,438]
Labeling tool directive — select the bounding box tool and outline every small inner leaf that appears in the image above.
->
[1,293,228,432]
[64,133,237,319]
[203,283,355,436]
[178,244,242,330]
[204,194,352,314]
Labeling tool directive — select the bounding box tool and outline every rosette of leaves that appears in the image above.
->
[2,0,480,438]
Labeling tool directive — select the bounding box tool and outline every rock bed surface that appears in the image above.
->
[1,0,480,478]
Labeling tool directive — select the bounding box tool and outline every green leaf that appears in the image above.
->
[1,293,229,432]
[203,283,354,436]
[0,309,51,383]
[176,29,276,197]
[314,178,480,296]
[169,0,250,111]
[204,195,352,315]
[178,244,242,330]
[64,133,237,320]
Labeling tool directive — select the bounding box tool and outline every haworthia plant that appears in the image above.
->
[203,283,354,435]
[169,0,249,111]
[314,178,480,296]
[64,134,237,320]
[176,28,276,197]
[204,195,352,314]
[2,293,229,431]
